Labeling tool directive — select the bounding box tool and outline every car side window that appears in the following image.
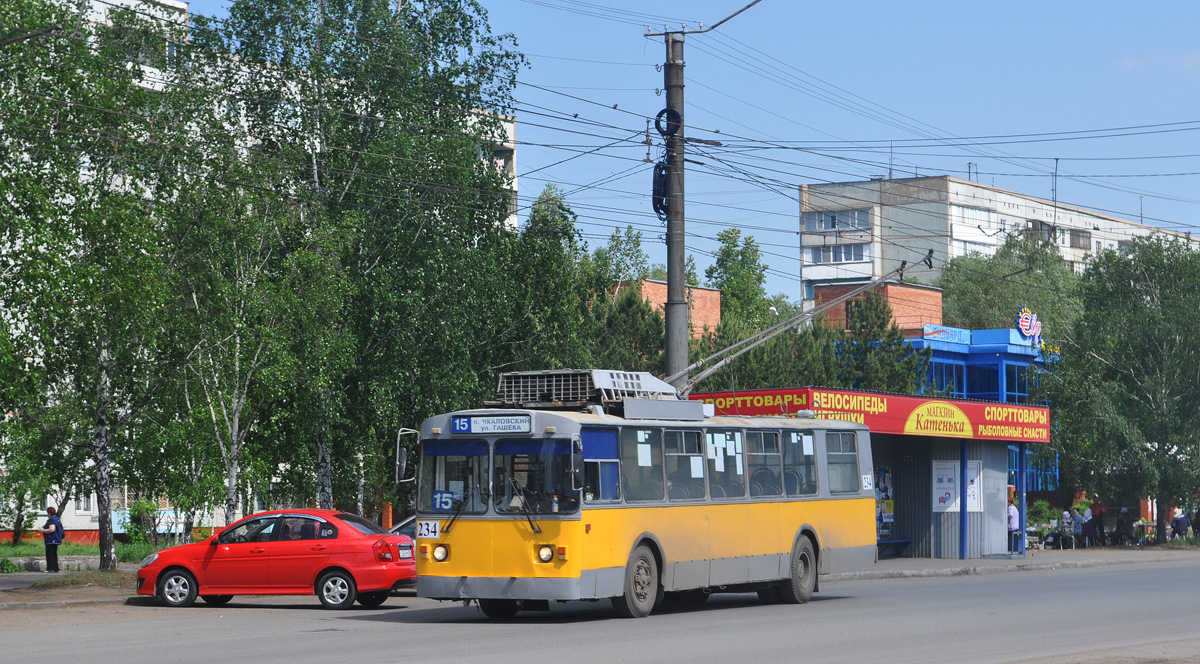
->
[281,517,321,540]
[218,516,278,544]
[317,523,338,539]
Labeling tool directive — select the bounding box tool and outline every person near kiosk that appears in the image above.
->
[1007,499,1021,552]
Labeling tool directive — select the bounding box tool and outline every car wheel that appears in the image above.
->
[478,599,520,620]
[317,570,357,610]
[158,569,198,608]
[200,595,233,606]
[356,591,389,608]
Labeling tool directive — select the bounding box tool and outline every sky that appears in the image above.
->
[179,0,1200,298]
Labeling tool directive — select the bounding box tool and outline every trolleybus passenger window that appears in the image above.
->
[664,430,705,501]
[746,431,782,497]
[826,432,861,494]
[706,429,745,499]
[584,460,620,502]
[620,428,664,502]
[783,432,817,496]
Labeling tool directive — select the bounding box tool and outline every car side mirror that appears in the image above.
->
[395,428,417,483]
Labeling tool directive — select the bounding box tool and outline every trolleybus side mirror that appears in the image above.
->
[570,438,584,491]
[395,428,418,483]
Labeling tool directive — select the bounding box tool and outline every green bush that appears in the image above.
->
[1028,500,1053,526]
[0,558,21,573]
[124,500,159,545]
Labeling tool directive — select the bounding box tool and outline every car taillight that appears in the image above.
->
[373,538,394,563]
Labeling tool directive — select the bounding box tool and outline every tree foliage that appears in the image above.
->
[937,236,1081,334]
[1041,236,1200,540]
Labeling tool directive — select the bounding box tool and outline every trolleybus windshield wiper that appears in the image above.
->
[509,478,542,534]
[443,487,471,534]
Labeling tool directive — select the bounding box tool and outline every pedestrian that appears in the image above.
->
[1115,507,1135,546]
[1008,499,1021,553]
[41,506,64,573]
[1092,501,1107,546]
[1071,507,1084,538]
[1170,508,1191,540]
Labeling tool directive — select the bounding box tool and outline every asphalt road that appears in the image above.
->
[4,556,1200,664]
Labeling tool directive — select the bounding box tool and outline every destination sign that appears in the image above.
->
[451,415,531,435]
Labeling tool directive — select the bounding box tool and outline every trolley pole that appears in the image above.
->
[663,32,688,387]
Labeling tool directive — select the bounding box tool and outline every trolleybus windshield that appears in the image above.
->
[494,439,580,514]
[418,440,488,514]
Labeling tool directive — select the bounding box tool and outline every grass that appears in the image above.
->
[0,540,178,566]
[28,569,135,589]
[0,540,100,558]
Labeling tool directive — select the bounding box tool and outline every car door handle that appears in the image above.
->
[250,547,266,554]
[309,545,327,551]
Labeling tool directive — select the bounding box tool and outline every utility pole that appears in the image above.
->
[648,0,762,389]
[662,32,687,387]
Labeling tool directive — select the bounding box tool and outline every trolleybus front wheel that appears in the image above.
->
[478,598,521,620]
[612,544,659,618]
[777,536,815,604]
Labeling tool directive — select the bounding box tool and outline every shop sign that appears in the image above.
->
[1016,307,1043,348]
[691,387,1050,443]
[922,324,971,345]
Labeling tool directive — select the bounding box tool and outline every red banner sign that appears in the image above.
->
[690,387,1050,444]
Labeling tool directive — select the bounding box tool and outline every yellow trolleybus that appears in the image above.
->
[414,370,876,619]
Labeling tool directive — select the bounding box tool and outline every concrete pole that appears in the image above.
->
[664,32,688,387]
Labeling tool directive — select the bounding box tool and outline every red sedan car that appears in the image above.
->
[136,509,415,609]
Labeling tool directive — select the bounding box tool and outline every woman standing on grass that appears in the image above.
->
[41,507,64,573]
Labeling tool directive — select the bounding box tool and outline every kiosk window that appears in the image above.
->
[827,432,861,494]
[783,431,817,496]
[620,428,664,502]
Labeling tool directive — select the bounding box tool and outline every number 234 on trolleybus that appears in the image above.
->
[413,370,876,619]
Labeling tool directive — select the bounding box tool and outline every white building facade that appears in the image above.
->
[797,176,1189,302]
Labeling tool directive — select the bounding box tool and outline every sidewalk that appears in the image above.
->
[830,544,1200,580]
[1,546,1195,610]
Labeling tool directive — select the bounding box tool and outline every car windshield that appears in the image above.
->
[335,513,385,535]
[418,439,488,514]
[494,439,580,515]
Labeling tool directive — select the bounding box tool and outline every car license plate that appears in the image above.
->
[416,520,440,539]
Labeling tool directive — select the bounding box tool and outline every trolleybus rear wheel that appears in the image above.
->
[611,544,658,618]
[776,536,815,604]
[478,599,520,620]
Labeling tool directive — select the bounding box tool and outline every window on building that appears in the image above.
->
[1095,240,1101,253]
[810,243,866,264]
[929,361,966,398]
[802,208,870,232]
[75,493,92,513]
[1070,229,1091,249]
[826,432,860,494]
[967,366,1000,401]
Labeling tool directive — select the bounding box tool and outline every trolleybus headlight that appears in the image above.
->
[537,545,554,563]
[432,544,449,562]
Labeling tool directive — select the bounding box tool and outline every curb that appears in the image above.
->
[0,596,137,611]
[826,556,1150,581]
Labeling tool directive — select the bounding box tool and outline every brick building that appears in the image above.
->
[636,280,721,338]
[814,280,942,338]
